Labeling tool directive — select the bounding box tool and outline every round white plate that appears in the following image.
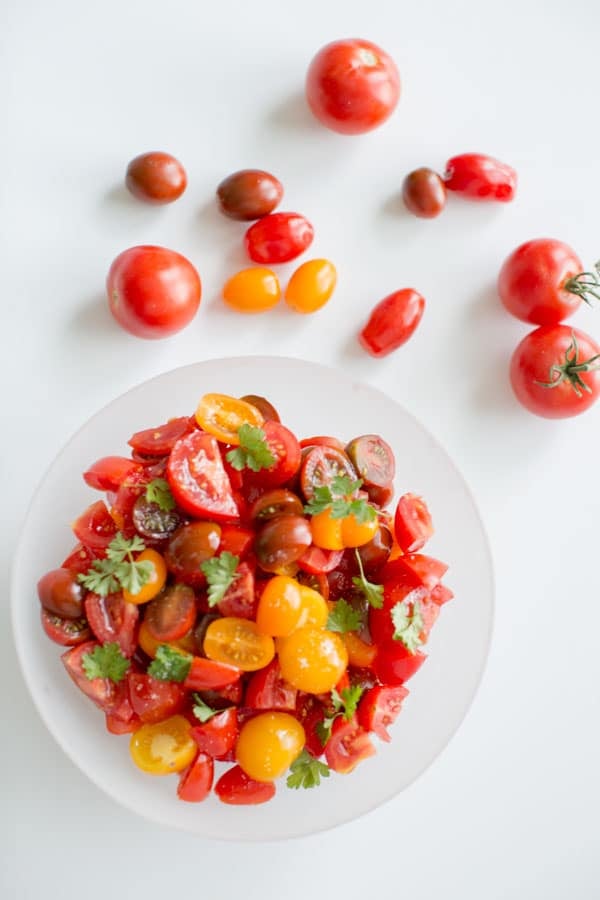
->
[11,356,494,840]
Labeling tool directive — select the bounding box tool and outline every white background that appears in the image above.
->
[2,0,599,896]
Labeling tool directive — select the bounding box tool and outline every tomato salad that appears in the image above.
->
[37,393,452,805]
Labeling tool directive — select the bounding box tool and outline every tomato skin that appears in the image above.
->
[248,421,302,489]
[106,711,142,734]
[510,325,600,418]
[223,268,281,314]
[190,708,238,756]
[37,568,85,618]
[359,289,425,357]
[394,494,433,553]
[196,394,264,445]
[245,213,314,265]
[444,153,517,202]
[306,39,400,135]
[297,546,344,575]
[217,169,283,221]
[72,500,118,551]
[128,673,185,724]
[216,561,257,619]
[300,445,357,501]
[255,515,312,573]
[357,685,408,742]
[285,259,337,313]
[370,584,430,646]
[61,641,127,714]
[83,456,142,491]
[381,554,448,591]
[250,489,304,523]
[84,593,139,657]
[235,711,305,781]
[499,239,585,325]
[255,575,303,636]
[215,765,276,805]
[203,617,275,672]
[402,168,446,218]
[374,642,426,685]
[183,656,242,691]
[128,416,194,456]
[239,395,281,423]
[167,432,239,522]
[177,752,213,802]
[299,436,345,452]
[40,608,91,646]
[125,151,187,204]
[245,659,298,711]
[107,245,201,339]
[324,715,376,773]
[218,524,254,558]
[144,584,197,643]
[278,627,348,694]
[342,632,377,668]
[357,523,393,572]
[61,543,103,576]
[296,694,327,757]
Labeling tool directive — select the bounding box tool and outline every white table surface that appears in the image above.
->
[2,0,599,896]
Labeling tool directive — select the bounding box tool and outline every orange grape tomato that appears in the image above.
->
[278,627,348,693]
[223,267,281,314]
[195,393,264,445]
[341,514,379,548]
[122,549,167,604]
[235,712,305,782]
[296,585,328,629]
[138,621,196,659]
[285,259,337,314]
[342,631,377,668]
[203,616,275,671]
[310,509,344,550]
[255,575,303,636]
[129,715,196,775]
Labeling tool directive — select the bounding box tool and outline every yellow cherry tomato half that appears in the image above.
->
[223,267,281,314]
[255,575,303,637]
[195,393,263,444]
[341,513,379,548]
[129,715,196,775]
[342,631,377,668]
[122,549,167,604]
[285,259,337,314]
[310,509,344,550]
[236,712,305,782]
[137,620,196,659]
[203,616,275,671]
[278,627,348,694]
[296,585,329,629]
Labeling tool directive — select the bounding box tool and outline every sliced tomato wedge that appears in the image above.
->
[373,642,427,685]
[216,562,257,619]
[83,456,142,492]
[40,608,92,646]
[61,641,128,714]
[394,494,434,553]
[299,435,345,452]
[183,656,242,691]
[167,431,239,522]
[297,546,344,575]
[177,753,214,802]
[324,715,376,774]
[190,707,238,756]
[72,500,119,551]
[244,659,297,711]
[218,525,254,558]
[381,554,449,591]
[369,584,429,646]
[61,543,104,576]
[128,416,195,456]
[128,672,186,724]
[300,446,357,500]
[105,711,142,734]
[357,685,409,742]
[214,765,276,805]
[84,592,139,657]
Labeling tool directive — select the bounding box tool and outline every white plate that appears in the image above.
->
[11,356,494,840]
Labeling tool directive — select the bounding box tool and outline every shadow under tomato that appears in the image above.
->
[102,184,150,211]
[266,90,324,134]
[68,292,126,339]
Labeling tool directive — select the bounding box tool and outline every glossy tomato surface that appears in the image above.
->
[245,213,314,265]
[498,239,584,325]
[444,153,517,202]
[217,169,283,220]
[125,152,187,204]
[167,432,239,521]
[402,168,446,218]
[107,245,201,339]
[360,289,425,357]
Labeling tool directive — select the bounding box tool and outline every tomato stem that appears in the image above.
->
[535,330,600,397]
[564,261,600,305]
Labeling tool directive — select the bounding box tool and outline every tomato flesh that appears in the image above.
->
[215,765,276,805]
[245,659,297,711]
[190,707,238,757]
[41,608,91,646]
[357,685,409,742]
[84,592,139,657]
[324,715,376,773]
[394,494,434,553]
[167,432,239,521]
[128,416,194,456]
[72,500,118,551]
[177,753,214,802]
[128,673,185,724]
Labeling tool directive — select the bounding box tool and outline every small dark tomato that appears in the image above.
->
[144,584,197,643]
[255,515,312,573]
[357,522,393,572]
[37,568,85,619]
[165,522,222,587]
[402,168,446,219]
[132,495,182,541]
[216,169,283,221]
[250,489,304,524]
[125,152,187,204]
[365,482,394,508]
[359,289,425,357]
[346,435,395,488]
[240,394,281,422]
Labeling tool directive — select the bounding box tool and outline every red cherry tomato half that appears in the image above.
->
[510,325,600,419]
[128,673,185,724]
[369,584,429,646]
[83,457,142,492]
[306,39,400,135]
[324,715,376,773]
[218,525,254,558]
[357,684,409,742]
[182,657,242,692]
[394,493,433,553]
[299,436,346,452]
[40,608,92,646]
[244,659,298,711]
[61,543,104,576]
[245,213,314,265]
[498,239,587,326]
[125,152,187,205]
[128,416,195,456]
[381,554,448,591]
[167,431,239,521]
[297,546,344,575]
[72,500,119,551]
[300,445,357,500]
[107,245,201,339]
[216,562,258,619]
[177,753,214,802]
[106,711,142,735]
[215,765,276,805]
[61,642,128,714]
[190,708,239,757]
[359,289,425,357]
[84,592,139,657]
[245,421,302,489]
[443,153,517,202]
[373,642,427,685]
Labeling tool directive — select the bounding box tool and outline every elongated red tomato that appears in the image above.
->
[177,753,214,802]
[215,765,276,805]
[245,213,314,265]
[394,494,433,553]
[72,500,118,551]
[324,715,375,773]
[167,431,239,521]
[360,289,425,357]
[83,457,142,491]
[444,153,516,202]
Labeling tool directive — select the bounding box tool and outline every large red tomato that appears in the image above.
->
[107,245,201,339]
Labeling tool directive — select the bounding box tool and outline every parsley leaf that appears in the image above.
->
[81,642,130,682]
[200,552,240,607]
[316,684,365,744]
[304,475,376,523]
[326,598,364,633]
[147,644,192,682]
[352,550,384,609]
[391,599,424,654]
[191,694,227,723]
[145,478,176,511]
[78,532,153,597]
[286,749,330,789]
[226,424,276,473]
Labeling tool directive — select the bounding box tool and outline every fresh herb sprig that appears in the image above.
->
[200,552,240,607]
[226,424,275,472]
[78,533,153,597]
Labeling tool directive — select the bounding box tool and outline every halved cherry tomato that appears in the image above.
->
[62,641,128,714]
[72,500,118,551]
[342,632,377,668]
[223,267,281,313]
[239,394,281,422]
[369,584,430,646]
[106,711,142,734]
[285,259,337,313]
[250,489,304,523]
[299,436,345,452]
[61,543,103,576]
[177,753,214,802]
[296,694,327,757]
[195,393,263,445]
[310,508,378,550]
[357,523,393,572]
[183,656,242,691]
[190,707,238,756]
[165,522,221,587]
[248,421,302,488]
[394,494,433,553]
[137,620,196,658]
[373,642,427,685]
[359,289,425,357]
[245,659,297,711]
[167,432,239,522]
[245,212,314,265]
[84,592,139,657]
[297,545,344,575]
[366,482,394,508]
[40,608,91,646]
[217,562,257,619]
[203,617,275,671]
[122,549,167,604]
[215,765,276,805]
[37,568,85,618]
[278,627,347,693]
[218,524,254,557]
[128,416,194,456]
[324,715,375,773]
[128,672,185,724]
[110,467,153,537]
[357,685,408,742]
[382,554,448,591]
[144,584,196,642]
[236,711,305,781]
[132,495,182,541]
[83,457,142,492]
[129,715,196,774]
[300,446,357,500]
[255,575,303,636]
[296,585,328,629]
[443,153,517,202]
[346,434,395,489]
[255,516,312,573]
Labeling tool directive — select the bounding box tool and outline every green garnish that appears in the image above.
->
[352,549,384,609]
[226,424,276,472]
[77,533,153,597]
[147,645,192,682]
[200,552,240,607]
[145,477,176,511]
[286,749,330,789]
[391,599,424,654]
[191,694,229,723]
[304,475,377,524]
[326,598,364,634]
[81,642,130,683]
[316,684,365,745]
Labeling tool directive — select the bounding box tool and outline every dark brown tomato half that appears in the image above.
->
[249,489,304,524]
[37,568,85,619]
[255,515,312,573]
[165,522,222,587]
[345,435,395,489]
[240,394,281,422]
[144,584,197,642]
[300,446,358,501]
[132,495,182,541]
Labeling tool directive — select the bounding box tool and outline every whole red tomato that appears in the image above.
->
[510,325,600,418]
[107,245,201,339]
[443,153,517,202]
[245,213,313,264]
[306,38,400,135]
[498,238,594,325]
[359,289,425,357]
